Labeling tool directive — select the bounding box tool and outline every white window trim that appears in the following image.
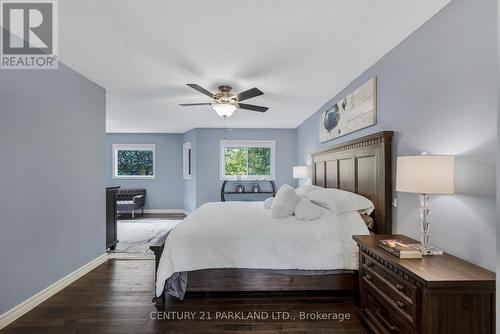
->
[220,140,276,181]
[183,142,192,180]
[112,144,156,179]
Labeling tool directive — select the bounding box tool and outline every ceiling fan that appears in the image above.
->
[179,84,269,117]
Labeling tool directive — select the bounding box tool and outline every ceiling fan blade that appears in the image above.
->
[186,84,214,98]
[238,103,268,112]
[179,103,212,106]
[237,87,264,102]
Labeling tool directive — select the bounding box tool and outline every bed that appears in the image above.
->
[151,131,394,307]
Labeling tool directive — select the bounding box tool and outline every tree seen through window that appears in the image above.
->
[224,147,271,177]
[117,150,154,176]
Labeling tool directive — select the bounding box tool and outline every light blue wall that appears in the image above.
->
[496,0,500,323]
[297,0,496,270]
[106,133,184,210]
[183,128,297,209]
[0,63,106,314]
[497,0,500,324]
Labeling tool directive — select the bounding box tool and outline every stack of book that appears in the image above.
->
[378,239,422,258]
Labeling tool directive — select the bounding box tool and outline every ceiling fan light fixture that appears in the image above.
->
[212,103,237,117]
[181,84,268,115]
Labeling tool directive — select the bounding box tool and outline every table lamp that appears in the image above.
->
[293,166,308,179]
[396,155,455,255]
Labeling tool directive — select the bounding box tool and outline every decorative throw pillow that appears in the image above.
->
[295,184,323,196]
[294,199,324,221]
[271,184,299,218]
[263,197,274,209]
[307,188,374,215]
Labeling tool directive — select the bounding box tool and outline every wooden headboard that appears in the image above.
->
[311,131,394,234]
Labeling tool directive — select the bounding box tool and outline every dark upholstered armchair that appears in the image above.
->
[116,188,146,219]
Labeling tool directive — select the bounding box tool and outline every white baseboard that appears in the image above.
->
[143,209,189,215]
[0,253,108,330]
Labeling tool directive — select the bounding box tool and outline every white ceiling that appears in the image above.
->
[59,0,451,133]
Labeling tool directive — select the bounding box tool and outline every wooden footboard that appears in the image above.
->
[150,232,358,309]
[150,232,168,275]
[150,233,169,308]
[185,268,358,292]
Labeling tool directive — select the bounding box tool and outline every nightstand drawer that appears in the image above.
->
[361,252,417,301]
[362,285,416,334]
[361,253,417,328]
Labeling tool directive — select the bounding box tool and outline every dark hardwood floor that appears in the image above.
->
[1,260,368,334]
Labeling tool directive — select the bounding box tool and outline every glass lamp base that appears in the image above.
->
[419,244,444,256]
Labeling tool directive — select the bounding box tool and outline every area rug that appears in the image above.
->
[108,219,181,258]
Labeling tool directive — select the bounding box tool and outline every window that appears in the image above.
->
[183,142,192,180]
[220,140,275,180]
[112,144,155,179]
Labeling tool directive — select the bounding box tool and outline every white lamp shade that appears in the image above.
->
[396,155,455,194]
[293,166,308,179]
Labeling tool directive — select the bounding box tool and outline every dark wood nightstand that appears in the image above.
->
[353,234,495,334]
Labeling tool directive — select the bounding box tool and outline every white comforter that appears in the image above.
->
[155,201,369,296]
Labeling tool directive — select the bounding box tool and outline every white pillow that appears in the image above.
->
[294,199,324,221]
[271,184,299,218]
[263,197,274,209]
[307,188,374,215]
[295,184,323,196]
